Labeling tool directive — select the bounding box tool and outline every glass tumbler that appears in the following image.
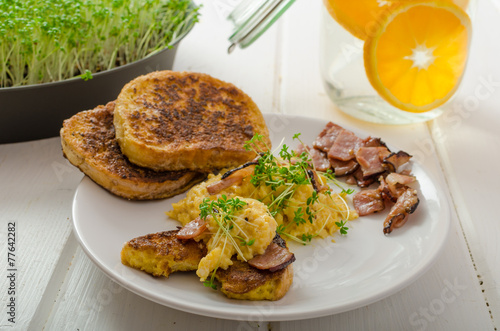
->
[320,0,475,125]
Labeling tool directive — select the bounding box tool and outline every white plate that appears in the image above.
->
[72,114,450,321]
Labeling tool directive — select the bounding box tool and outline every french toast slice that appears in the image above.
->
[121,230,294,300]
[60,102,205,200]
[114,71,271,172]
[121,230,207,277]
[215,259,293,301]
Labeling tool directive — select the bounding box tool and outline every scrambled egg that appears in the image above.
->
[168,172,355,243]
[195,198,277,281]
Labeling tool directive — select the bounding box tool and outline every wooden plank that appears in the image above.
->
[430,0,500,325]
[0,137,82,329]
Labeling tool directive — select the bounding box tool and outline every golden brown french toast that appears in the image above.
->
[121,230,293,300]
[113,71,271,172]
[215,259,293,301]
[60,102,205,200]
[121,230,207,277]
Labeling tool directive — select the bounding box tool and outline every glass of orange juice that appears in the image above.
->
[319,0,475,124]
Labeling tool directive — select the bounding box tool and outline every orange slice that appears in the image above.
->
[323,0,400,40]
[453,0,470,8]
[323,0,469,40]
[363,1,472,113]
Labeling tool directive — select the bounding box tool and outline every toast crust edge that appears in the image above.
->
[60,102,205,200]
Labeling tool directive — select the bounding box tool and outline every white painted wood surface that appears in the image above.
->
[0,0,498,330]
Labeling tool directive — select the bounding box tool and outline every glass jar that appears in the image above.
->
[319,0,476,124]
[227,0,296,52]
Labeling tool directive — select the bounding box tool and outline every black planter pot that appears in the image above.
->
[0,43,181,144]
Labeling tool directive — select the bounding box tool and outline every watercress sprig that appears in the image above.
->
[199,195,255,290]
[245,133,353,244]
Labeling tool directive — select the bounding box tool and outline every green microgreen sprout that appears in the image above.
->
[203,272,218,290]
[199,195,257,290]
[236,237,256,246]
[335,220,349,235]
[0,0,200,87]
[301,233,317,243]
[80,70,93,81]
[243,133,353,244]
[342,188,355,195]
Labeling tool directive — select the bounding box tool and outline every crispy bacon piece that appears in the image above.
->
[307,169,329,193]
[327,129,365,161]
[386,172,416,188]
[383,151,412,172]
[383,188,419,234]
[345,174,357,186]
[399,169,412,176]
[363,136,388,148]
[379,173,417,202]
[352,167,377,188]
[353,189,385,216]
[378,176,394,202]
[221,159,259,180]
[329,158,359,177]
[310,148,331,172]
[207,175,243,195]
[353,173,416,217]
[312,121,421,233]
[356,146,391,177]
[295,144,331,172]
[207,164,256,195]
[248,234,295,272]
[313,122,344,152]
[176,217,207,240]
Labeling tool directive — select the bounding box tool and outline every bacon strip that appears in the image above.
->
[308,169,329,193]
[221,159,259,180]
[329,158,359,177]
[363,136,388,148]
[295,144,331,172]
[383,188,419,234]
[176,217,207,240]
[352,167,377,188]
[380,173,417,202]
[356,146,391,177]
[327,129,365,161]
[312,121,421,234]
[353,189,385,216]
[248,234,295,272]
[313,122,344,152]
[309,148,331,172]
[207,164,256,195]
[383,151,412,172]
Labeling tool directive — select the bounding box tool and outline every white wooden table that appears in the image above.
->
[1,0,499,330]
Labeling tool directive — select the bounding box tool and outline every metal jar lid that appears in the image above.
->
[227,0,296,52]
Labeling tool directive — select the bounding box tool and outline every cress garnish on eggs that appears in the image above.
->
[168,133,356,247]
[196,196,277,290]
[168,133,357,291]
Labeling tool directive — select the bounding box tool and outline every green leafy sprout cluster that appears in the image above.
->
[199,195,256,290]
[244,133,352,244]
[198,134,353,289]
[0,0,200,87]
